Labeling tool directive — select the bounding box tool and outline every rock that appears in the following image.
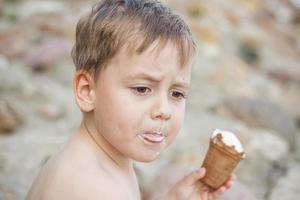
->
[221,96,298,150]
[17,1,66,20]
[220,181,258,200]
[254,9,276,29]
[37,103,65,121]
[0,186,15,200]
[293,131,300,162]
[24,37,72,72]
[191,23,220,44]
[0,55,16,91]
[293,9,300,26]
[186,1,206,18]
[238,36,261,65]
[246,132,289,162]
[0,121,71,200]
[224,9,241,26]
[262,46,300,84]
[268,161,300,200]
[142,163,257,200]
[238,131,289,199]
[0,54,9,71]
[0,55,36,97]
[264,0,294,24]
[0,100,23,133]
[267,61,300,84]
[171,149,202,167]
[142,163,199,200]
[35,15,69,36]
[241,73,282,100]
[291,0,300,9]
[0,28,28,58]
[190,22,221,58]
[239,0,265,13]
[278,83,300,128]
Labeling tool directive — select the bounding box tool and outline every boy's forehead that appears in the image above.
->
[106,41,193,83]
[116,40,181,68]
[96,39,194,85]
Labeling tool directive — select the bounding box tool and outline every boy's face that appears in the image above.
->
[92,42,193,162]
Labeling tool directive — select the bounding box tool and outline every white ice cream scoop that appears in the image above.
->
[211,129,244,154]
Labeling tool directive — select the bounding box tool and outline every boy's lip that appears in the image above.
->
[138,131,166,144]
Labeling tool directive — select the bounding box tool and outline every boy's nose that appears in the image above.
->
[151,95,172,121]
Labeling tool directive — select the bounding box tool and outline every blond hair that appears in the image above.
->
[71,0,196,77]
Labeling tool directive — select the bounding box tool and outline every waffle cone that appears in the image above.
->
[201,134,244,189]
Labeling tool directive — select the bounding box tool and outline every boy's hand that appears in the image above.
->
[165,168,236,200]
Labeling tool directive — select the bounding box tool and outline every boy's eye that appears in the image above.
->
[131,86,151,94]
[171,91,187,100]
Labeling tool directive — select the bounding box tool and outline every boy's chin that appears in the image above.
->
[133,152,161,163]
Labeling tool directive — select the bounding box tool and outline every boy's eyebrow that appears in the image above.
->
[173,81,190,90]
[126,71,190,89]
[127,71,163,82]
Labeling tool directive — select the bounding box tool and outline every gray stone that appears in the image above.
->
[0,57,35,97]
[293,131,300,162]
[24,37,72,72]
[17,1,66,19]
[268,161,300,200]
[237,130,289,199]
[291,0,300,9]
[222,96,298,150]
[0,28,28,58]
[0,100,23,133]
[238,36,261,65]
[220,181,258,200]
[0,122,71,200]
[37,103,66,121]
[141,163,258,200]
[141,163,194,200]
[278,83,300,125]
[0,55,9,71]
[266,58,300,84]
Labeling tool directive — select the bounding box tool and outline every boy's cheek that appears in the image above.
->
[166,129,180,147]
[167,117,184,145]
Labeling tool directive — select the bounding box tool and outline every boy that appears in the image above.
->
[26,0,235,199]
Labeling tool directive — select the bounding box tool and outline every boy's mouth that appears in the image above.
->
[138,131,166,144]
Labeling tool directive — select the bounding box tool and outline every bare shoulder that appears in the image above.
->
[49,151,137,200]
[46,163,121,200]
[27,143,123,199]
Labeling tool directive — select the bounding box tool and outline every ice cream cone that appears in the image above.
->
[201,133,245,189]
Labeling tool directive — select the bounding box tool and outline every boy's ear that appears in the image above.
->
[73,70,96,112]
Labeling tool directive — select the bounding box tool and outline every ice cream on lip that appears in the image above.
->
[138,131,166,144]
[138,122,168,144]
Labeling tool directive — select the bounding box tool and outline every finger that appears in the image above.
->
[182,168,206,186]
[195,179,210,192]
[200,189,209,200]
[224,180,234,189]
[224,174,237,188]
[230,174,237,181]
[208,186,226,200]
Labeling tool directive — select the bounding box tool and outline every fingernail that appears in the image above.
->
[232,174,237,180]
[196,168,205,173]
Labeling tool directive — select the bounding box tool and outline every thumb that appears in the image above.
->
[181,168,206,186]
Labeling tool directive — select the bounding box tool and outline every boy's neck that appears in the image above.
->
[79,114,134,171]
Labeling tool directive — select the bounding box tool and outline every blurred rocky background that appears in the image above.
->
[0,0,300,199]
